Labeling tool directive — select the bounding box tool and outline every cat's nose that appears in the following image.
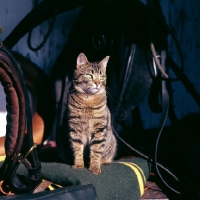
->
[94,79,100,86]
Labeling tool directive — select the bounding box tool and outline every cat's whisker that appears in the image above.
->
[106,87,113,97]
[106,89,113,99]
[106,87,112,93]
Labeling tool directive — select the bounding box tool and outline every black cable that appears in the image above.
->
[112,118,180,182]
[154,50,181,194]
[146,0,182,194]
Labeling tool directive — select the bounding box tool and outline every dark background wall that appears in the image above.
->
[0,0,199,135]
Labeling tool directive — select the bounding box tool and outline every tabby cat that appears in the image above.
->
[65,53,117,175]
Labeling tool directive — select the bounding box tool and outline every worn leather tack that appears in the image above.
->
[115,44,153,122]
[0,41,42,194]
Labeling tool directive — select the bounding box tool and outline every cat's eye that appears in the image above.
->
[100,75,106,80]
[86,74,93,79]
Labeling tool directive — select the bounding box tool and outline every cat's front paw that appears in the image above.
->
[72,164,84,169]
[88,166,101,175]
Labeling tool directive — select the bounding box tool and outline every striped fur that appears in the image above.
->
[67,53,117,175]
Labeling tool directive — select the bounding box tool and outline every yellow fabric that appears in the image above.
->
[48,185,55,191]
[47,182,63,191]
[39,179,63,191]
[0,155,5,162]
[117,162,145,196]
[51,183,63,188]
[128,162,146,183]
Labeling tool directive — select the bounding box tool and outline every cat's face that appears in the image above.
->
[73,53,109,94]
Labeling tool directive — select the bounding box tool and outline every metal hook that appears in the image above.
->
[153,55,161,77]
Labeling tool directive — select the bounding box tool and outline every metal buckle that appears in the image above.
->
[18,144,37,163]
[152,55,161,77]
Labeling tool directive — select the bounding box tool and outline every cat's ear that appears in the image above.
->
[99,56,110,69]
[77,53,88,68]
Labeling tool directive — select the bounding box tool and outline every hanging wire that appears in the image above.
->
[147,0,181,194]
[112,119,180,181]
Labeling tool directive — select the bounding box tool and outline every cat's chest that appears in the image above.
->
[69,93,106,109]
[68,93,107,123]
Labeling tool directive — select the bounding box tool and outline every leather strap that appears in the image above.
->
[115,44,153,121]
[32,180,52,193]
[0,40,42,194]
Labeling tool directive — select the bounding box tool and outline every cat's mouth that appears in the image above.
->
[90,88,99,93]
[83,85,101,94]
[85,88,99,94]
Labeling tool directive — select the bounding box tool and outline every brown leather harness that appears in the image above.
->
[0,40,43,195]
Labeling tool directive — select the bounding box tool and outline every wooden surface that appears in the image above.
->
[140,181,169,200]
